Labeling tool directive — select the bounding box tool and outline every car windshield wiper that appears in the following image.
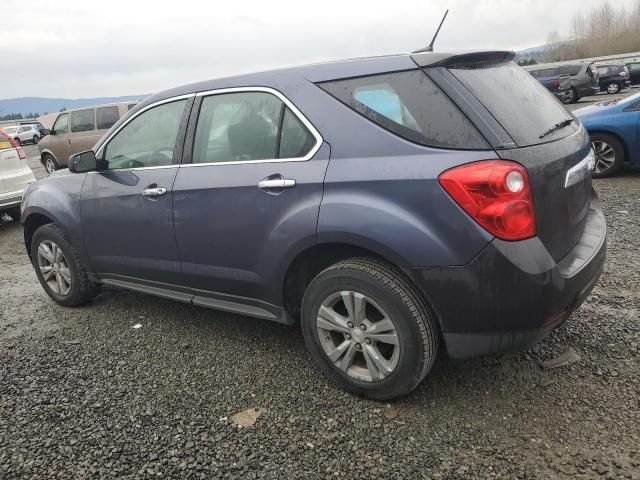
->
[539,117,575,139]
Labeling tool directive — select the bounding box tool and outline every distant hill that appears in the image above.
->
[0,95,149,117]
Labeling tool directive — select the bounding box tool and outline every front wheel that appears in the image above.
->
[14,137,21,146]
[591,133,625,178]
[31,224,100,306]
[43,154,59,175]
[32,135,39,144]
[301,258,439,401]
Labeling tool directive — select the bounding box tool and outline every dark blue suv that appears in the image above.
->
[21,51,606,400]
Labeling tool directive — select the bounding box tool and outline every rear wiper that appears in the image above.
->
[539,118,575,139]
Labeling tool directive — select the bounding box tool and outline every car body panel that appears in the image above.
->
[0,131,36,211]
[574,94,640,166]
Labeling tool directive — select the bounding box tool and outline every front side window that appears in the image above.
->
[71,109,95,132]
[18,126,30,133]
[53,113,69,134]
[319,70,489,149]
[104,99,186,170]
[96,106,120,130]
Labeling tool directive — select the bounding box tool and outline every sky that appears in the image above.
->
[0,0,633,99]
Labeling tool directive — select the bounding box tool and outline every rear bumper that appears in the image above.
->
[409,192,606,358]
[0,189,25,210]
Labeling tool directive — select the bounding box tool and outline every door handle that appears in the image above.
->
[258,179,296,189]
[142,187,167,197]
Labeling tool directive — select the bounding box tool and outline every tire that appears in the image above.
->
[301,258,439,401]
[606,82,620,94]
[14,137,21,146]
[591,133,625,178]
[32,135,39,144]
[43,154,59,175]
[31,224,100,307]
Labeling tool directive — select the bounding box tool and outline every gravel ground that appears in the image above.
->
[1,115,639,479]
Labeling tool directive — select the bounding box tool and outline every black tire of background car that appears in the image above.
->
[14,137,21,146]
[301,258,439,401]
[7,207,21,222]
[607,82,621,94]
[591,133,625,179]
[43,154,59,174]
[31,224,101,307]
[562,88,578,104]
[32,135,39,144]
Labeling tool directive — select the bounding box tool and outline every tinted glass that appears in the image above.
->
[558,64,581,76]
[193,92,282,163]
[319,70,488,149]
[279,107,316,158]
[450,62,578,147]
[628,63,640,71]
[104,100,186,170]
[70,109,95,132]
[53,114,69,134]
[96,106,120,129]
[18,126,30,133]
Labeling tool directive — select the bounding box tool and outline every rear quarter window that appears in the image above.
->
[318,70,489,150]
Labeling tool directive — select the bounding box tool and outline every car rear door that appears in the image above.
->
[80,97,193,285]
[172,88,328,314]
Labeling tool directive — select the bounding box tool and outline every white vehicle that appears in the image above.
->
[0,129,35,220]
[2,124,42,146]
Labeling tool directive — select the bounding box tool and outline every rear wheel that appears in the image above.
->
[562,88,577,104]
[591,133,624,178]
[606,82,621,94]
[31,224,100,306]
[43,154,59,175]
[301,258,439,401]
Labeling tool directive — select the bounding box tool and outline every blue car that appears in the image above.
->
[574,92,640,177]
[21,51,606,400]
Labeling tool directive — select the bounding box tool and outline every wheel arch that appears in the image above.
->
[23,211,56,261]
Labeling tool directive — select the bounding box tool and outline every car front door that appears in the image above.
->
[172,89,328,314]
[80,96,193,286]
[49,113,73,165]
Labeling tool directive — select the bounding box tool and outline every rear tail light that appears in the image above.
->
[7,136,26,160]
[553,79,560,88]
[438,160,536,241]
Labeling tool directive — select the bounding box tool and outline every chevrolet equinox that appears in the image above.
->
[21,51,607,400]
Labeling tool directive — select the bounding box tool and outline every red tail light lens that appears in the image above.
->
[438,160,536,241]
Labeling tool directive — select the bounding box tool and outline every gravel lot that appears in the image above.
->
[1,96,639,479]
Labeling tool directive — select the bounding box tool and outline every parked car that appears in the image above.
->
[626,62,640,85]
[37,102,135,174]
[0,129,36,220]
[574,91,640,177]
[527,63,599,103]
[596,64,631,94]
[2,124,42,146]
[21,51,606,400]
[20,121,47,138]
[527,68,572,102]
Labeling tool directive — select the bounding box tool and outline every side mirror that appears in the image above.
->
[49,129,56,136]
[69,150,97,173]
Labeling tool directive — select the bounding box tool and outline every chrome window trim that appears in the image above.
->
[182,86,323,168]
[87,164,178,174]
[95,93,195,159]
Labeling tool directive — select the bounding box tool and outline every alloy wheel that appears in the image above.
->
[607,82,620,94]
[45,158,56,174]
[316,291,400,382]
[37,240,72,296]
[592,140,616,174]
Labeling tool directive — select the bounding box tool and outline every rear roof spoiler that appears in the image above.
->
[411,50,515,68]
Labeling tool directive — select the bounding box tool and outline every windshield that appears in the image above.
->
[449,62,579,147]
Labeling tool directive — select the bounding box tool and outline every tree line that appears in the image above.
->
[544,0,640,62]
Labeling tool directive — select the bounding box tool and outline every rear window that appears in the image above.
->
[558,64,582,76]
[318,70,489,150]
[450,62,578,147]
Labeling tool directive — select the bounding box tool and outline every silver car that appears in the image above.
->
[0,129,36,220]
[2,124,42,146]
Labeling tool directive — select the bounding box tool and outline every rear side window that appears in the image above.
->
[319,70,489,149]
[96,106,120,129]
[70,109,95,132]
[193,91,318,163]
[558,65,581,76]
[450,62,578,147]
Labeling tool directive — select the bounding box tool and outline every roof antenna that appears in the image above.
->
[412,9,449,54]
